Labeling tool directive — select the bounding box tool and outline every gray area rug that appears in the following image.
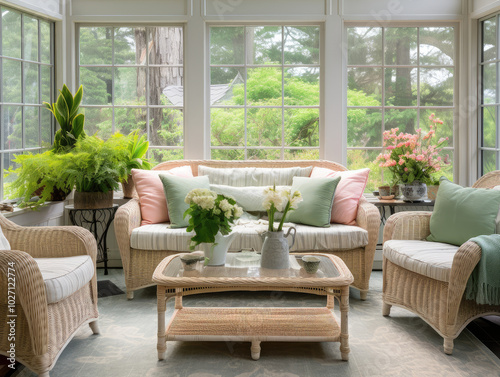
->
[13,270,500,377]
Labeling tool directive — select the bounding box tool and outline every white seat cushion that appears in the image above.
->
[383,240,459,282]
[130,222,369,252]
[34,255,95,304]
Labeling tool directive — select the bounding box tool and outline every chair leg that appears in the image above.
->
[127,290,134,300]
[89,320,100,334]
[382,303,392,316]
[444,338,453,355]
[359,290,368,300]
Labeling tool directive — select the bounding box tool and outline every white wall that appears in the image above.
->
[0,0,62,19]
[472,0,500,18]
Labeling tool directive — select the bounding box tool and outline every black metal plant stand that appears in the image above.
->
[66,204,118,275]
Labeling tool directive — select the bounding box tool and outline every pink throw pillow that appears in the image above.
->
[132,166,194,225]
[310,167,370,225]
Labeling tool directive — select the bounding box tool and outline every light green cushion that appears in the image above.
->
[286,176,341,227]
[427,178,500,246]
[159,175,210,228]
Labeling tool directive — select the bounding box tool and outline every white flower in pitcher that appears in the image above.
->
[263,187,284,211]
[289,190,303,209]
[192,195,215,210]
[234,205,243,218]
[219,199,232,212]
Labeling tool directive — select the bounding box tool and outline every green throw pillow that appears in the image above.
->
[159,174,210,228]
[427,177,500,246]
[286,176,341,227]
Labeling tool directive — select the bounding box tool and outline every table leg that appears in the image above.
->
[157,285,167,360]
[339,285,350,361]
[251,340,261,360]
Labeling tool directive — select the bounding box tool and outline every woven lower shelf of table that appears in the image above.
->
[165,307,340,342]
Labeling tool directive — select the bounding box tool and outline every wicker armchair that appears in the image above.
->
[0,214,99,377]
[382,171,500,354]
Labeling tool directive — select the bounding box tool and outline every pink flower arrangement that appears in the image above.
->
[376,114,449,184]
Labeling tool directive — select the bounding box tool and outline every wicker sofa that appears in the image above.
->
[115,160,380,300]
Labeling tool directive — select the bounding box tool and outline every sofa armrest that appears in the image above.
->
[114,198,142,276]
[356,197,381,278]
[0,250,48,356]
[383,211,432,242]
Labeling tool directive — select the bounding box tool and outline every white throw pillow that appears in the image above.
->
[199,166,312,187]
[210,184,289,212]
[0,226,11,250]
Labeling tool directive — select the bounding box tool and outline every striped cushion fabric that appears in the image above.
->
[198,166,312,186]
[383,240,459,282]
[34,255,94,304]
[130,222,368,252]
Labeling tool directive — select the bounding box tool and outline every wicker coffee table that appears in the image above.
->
[153,252,354,361]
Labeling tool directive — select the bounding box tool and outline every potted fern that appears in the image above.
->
[5,85,86,208]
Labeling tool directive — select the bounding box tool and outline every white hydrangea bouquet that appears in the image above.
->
[263,185,302,232]
[184,188,243,249]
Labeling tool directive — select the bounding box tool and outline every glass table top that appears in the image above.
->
[162,252,340,280]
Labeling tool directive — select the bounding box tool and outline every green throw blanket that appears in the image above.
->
[465,234,500,305]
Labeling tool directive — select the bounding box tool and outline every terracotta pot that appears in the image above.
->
[121,174,135,199]
[74,191,113,209]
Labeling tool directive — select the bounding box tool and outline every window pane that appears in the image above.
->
[419,27,454,65]
[150,148,184,164]
[384,67,417,106]
[3,105,22,150]
[247,149,281,160]
[23,16,38,61]
[347,149,383,191]
[284,26,320,65]
[483,17,497,62]
[419,109,454,145]
[284,108,319,147]
[210,27,244,65]
[482,63,496,105]
[40,21,51,64]
[114,107,147,135]
[115,67,146,105]
[2,9,21,59]
[385,28,417,65]
[347,68,382,105]
[285,149,319,160]
[384,109,417,134]
[24,62,39,104]
[114,27,144,65]
[2,60,22,103]
[211,149,244,160]
[82,107,112,138]
[482,150,497,174]
[247,108,282,146]
[211,108,244,147]
[482,107,496,148]
[79,26,112,65]
[347,27,382,65]
[149,108,183,147]
[80,67,112,105]
[420,68,453,106]
[347,108,382,148]
[246,26,282,65]
[41,65,51,104]
[150,67,183,106]
[247,68,282,106]
[24,106,39,148]
[148,27,183,65]
[210,67,244,106]
[41,106,52,147]
[284,67,319,106]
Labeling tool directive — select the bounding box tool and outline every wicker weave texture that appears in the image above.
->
[115,160,380,300]
[382,172,500,354]
[0,215,99,376]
